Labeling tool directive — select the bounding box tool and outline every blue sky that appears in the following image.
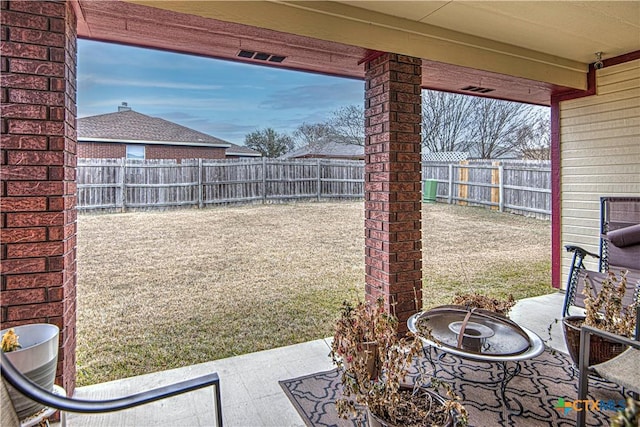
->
[77,40,364,145]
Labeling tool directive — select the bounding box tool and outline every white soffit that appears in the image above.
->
[126,0,588,89]
[338,1,640,64]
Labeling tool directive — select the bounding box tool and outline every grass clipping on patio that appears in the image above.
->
[76,202,551,386]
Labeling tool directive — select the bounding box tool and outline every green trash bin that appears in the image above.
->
[423,179,437,203]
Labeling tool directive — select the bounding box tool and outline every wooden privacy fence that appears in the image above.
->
[76,158,364,211]
[77,158,551,218]
[421,159,551,219]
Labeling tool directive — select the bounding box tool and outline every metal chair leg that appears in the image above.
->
[576,326,591,427]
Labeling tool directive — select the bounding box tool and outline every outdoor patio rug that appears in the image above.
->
[279,348,626,426]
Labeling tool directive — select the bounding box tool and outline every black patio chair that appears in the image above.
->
[1,352,223,427]
[562,196,640,318]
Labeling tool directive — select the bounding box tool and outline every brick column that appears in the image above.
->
[364,53,422,334]
[1,0,78,393]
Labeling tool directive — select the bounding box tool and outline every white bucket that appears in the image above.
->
[1,323,59,420]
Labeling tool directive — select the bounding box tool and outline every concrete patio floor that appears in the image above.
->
[64,292,568,427]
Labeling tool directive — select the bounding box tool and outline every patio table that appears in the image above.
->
[407,307,545,415]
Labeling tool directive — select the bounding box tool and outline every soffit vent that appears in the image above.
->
[461,85,495,94]
[237,50,287,63]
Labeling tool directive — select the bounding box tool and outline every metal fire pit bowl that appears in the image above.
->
[408,305,545,415]
[408,305,544,362]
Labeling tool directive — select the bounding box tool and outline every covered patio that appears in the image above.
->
[63,293,568,426]
[1,1,639,425]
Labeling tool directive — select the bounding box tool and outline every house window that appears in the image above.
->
[126,145,145,159]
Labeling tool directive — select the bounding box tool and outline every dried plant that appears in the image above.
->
[330,299,398,376]
[331,298,468,426]
[583,270,638,337]
[1,329,21,352]
[434,378,469,426]
[451,293,516,317]
[611,398,639,427]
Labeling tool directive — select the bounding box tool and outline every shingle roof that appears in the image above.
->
[78,110,231,148]
[282,141,364,159]
[226,143,261,156]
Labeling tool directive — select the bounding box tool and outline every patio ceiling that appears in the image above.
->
[75,1,640,106]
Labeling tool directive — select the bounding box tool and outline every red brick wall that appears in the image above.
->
[78,142,226,160]
[1,0,78,393]
[364,53,423,333]
[77,142,125,158]
[146,144,226,160]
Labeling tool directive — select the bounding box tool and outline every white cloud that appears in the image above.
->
[79,75,222,91]
[259,82,363,110]
[80,96,248,112]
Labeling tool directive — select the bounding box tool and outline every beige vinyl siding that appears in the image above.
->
[560,59,640,286]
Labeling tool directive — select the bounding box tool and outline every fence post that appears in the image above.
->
[458,160,468,206]
[120,158,126,212]
[499,164,504,212]
[448,163,453,204]
[491,161,500,210]
[317,158,322,201]
[262,157,267,204]
[198,158,203,209]
[76,159,550,216]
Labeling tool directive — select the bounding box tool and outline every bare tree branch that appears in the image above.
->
[291,95,549,160]
[293,122,334,148]
[421,91,549,159]
[330,105,365,146]
[468,98,541,159]
[513,109,551,160]
[421,91,475,153]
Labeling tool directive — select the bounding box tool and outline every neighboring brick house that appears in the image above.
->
[78,104,260,161]
[281,141,364,160]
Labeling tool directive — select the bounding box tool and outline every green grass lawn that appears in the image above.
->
[76,202,552,386]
